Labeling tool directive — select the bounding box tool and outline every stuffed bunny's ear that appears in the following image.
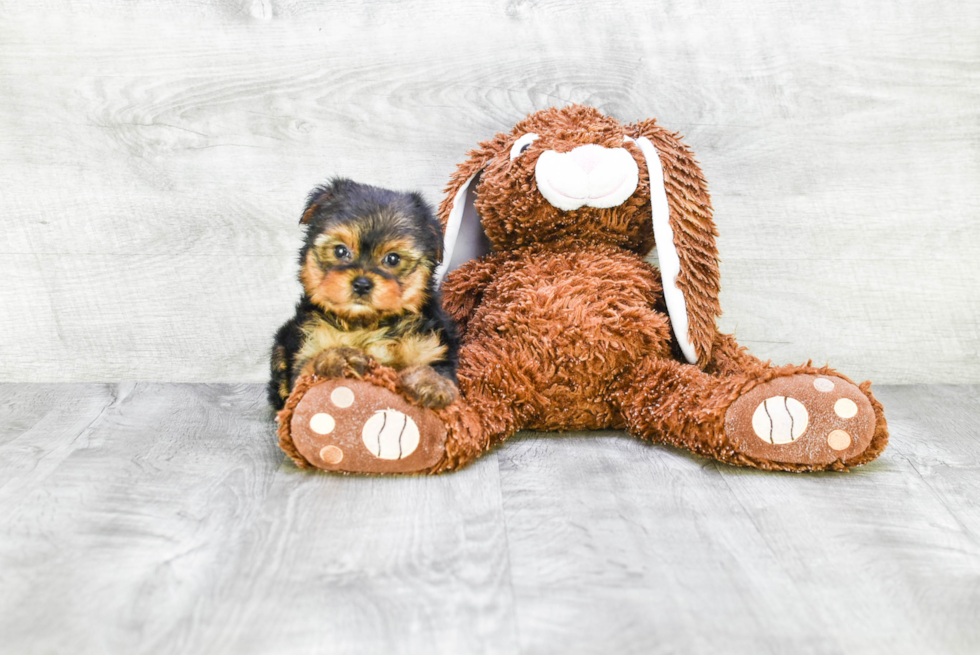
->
[626,133,720,367]
[434,172,491,286]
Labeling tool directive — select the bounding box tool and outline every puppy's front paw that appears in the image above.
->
[399,366,458,409]
[310,347,374,379]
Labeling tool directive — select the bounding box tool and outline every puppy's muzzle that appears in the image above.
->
[351,276,374,297]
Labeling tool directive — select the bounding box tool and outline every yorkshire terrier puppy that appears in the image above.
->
[269,178,459,411]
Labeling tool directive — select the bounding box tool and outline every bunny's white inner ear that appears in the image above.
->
[628,135,698,365]
[434,172,491,287]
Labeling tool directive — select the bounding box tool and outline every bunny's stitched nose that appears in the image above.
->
[569,144,605,174]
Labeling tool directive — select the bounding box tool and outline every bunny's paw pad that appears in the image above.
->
[289,378,446,474]
[724,374,876,467]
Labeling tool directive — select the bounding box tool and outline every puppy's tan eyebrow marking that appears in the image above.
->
[371,237,420,260]
[314,224,360,252]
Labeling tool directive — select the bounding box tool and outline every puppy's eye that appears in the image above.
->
[383,253,401,267]
[334,245,351,259]
[509,133,540,160]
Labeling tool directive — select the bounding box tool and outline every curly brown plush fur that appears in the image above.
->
[440,106,721,365]
[437,105,887,472]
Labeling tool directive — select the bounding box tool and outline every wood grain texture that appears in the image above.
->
[0,383,518,654]
[493,383,980,655]
[1,383,978,654]
[0,1,978,383]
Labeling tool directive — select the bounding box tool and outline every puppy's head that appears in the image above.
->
[297,179,443,322]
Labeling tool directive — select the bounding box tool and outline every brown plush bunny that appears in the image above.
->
[277,105,887,474]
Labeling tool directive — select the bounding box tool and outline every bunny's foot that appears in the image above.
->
[724,373,882,469]
[277,368,487,475]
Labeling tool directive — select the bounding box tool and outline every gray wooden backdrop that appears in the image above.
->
[1,1,977,384]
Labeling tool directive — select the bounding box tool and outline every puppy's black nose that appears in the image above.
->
[351,276,373,296]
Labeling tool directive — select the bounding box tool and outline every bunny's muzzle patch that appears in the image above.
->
[535,144,639,211]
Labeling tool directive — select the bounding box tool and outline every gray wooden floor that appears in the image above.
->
[1,384,978,655]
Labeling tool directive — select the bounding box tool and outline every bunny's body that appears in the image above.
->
[446,244,671,432]
[434,105,887,471]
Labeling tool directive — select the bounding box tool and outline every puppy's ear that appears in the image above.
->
[626,120,720,368]
[407,192,443,262]
[435,135,506,285]
[300,179,350,225]
[300,190,330,225]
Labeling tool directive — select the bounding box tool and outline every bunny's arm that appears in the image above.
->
[439,254,506,337]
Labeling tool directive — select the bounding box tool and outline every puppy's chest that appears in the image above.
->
[299,317,446,369]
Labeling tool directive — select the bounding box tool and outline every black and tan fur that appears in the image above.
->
[269,179,459,410]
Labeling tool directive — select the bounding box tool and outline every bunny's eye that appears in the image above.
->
[509,133,540,160]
